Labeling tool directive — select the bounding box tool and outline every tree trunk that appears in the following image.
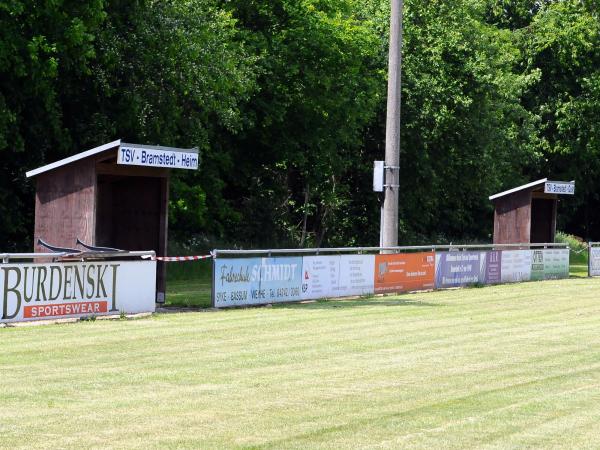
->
[299,183,310,247]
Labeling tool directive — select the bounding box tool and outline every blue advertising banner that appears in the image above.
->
[435,251,485,288]
[214,257,302,307]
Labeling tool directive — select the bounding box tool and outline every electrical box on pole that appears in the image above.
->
[373,161,384,192]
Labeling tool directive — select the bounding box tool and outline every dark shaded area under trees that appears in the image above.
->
[0,0,598,252]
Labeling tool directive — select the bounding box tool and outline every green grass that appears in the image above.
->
[165,260,212,307]
[165,278,212,308]
[569,252,589,278]
[3,278,600,448]
[570,263,588,278]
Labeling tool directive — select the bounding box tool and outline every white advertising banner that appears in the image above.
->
[337,255,375,297]
[118,143,199,170]
[590,247,600,277]
[500,250,532,283]
[0,260,156,323]
[301,255,340,300]
[300,255,375,300]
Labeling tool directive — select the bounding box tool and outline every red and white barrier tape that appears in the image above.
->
[148,254,213,262]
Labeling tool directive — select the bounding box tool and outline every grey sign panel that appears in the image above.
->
[544,181,575,195]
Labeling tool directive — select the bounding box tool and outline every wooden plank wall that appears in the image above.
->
[157,176,169,297]
[34,159,96,252]
[493,189,532,244]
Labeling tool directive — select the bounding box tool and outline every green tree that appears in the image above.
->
[518,0,599,237]
[0,0,106,250]
[337,0,538,244]
[216,0,383,247]
[0,0,257,250]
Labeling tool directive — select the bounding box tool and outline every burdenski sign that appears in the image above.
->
[1,260,156,322]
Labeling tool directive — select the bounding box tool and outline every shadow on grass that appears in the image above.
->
[275,298,444,310]
[157,297,444,312]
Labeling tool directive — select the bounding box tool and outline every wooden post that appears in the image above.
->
[381,0,404,249]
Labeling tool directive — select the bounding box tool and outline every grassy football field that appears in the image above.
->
[2,276,600,449]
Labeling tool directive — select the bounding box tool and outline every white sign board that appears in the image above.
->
[300,255,375,300]
[590,247,600,277]
[0,260,156,323]
[301,255,340,299]
[118,143,198,170]
[337,255,375,297]
[500,250,532,283]
[544,181,574,195]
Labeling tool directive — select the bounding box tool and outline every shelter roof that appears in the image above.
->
[489,178,548,201]
[26,140,198,178]
[26,140,122,178]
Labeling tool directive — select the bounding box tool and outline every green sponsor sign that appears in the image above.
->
[531,249,569,281]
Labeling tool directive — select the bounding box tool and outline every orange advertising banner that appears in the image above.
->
[374,252,435,294]
[24,301,108,319]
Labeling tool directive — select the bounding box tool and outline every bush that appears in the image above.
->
[555,232,588,264]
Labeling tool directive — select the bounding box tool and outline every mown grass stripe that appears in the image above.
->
[2,278,600,448]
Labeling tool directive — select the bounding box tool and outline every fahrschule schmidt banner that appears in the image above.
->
[0,260,156,323]
[214,257,303,307]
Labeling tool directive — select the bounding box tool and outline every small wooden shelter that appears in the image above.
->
[26,139,199,301]
[489,178,575,244]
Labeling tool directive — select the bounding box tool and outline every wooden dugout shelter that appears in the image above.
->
[26,139,199,301]
[489,178,575,245]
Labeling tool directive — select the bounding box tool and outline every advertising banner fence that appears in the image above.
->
[374,252,435,294]
[337,255,375,298]
[214,257,303,307]
[435,252,485,288]
[301,255,375,300]
[484,251,502,284]
[211,246,570,308]
[531,249,570,280]
[0,260,156,323]
[590,247,600,277]
[301,255,340,299]
[500,250,532,283]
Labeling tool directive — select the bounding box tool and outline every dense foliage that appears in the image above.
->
[0,0,597,251]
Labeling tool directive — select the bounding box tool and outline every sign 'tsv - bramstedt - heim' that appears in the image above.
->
[118,143,199,170]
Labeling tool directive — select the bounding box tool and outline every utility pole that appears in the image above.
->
[381,0,403,249]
